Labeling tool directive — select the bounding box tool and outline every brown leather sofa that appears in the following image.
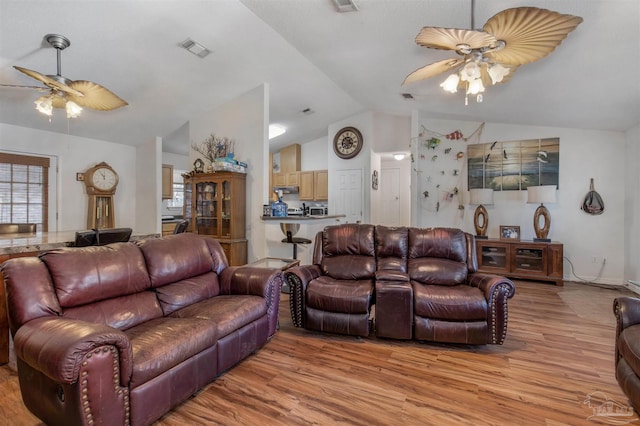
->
[613,297,640,410]
[2,233,283,426]
[286,224,516,344]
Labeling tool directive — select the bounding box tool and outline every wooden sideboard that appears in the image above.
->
[475,239,564,286]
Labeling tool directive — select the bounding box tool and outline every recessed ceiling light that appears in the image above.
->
[179,38,212,58]
[269,124,286,139]
[393,153,406,161]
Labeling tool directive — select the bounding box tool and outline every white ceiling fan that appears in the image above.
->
[403,3,583,104]
[1,34,127,118]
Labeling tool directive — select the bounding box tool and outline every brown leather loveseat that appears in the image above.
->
[286,224,515,344]
[2,233,283,426]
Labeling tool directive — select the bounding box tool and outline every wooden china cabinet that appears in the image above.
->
[183,171,247,265]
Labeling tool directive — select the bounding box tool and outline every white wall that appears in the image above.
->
[300,136,328,170]
[136,137,162,235]
[0,123,140,232]
[189,84,269,263]
[411,117,628,285]
[625,124,640,287]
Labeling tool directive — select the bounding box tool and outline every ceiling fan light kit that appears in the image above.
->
[403,6,583,105]
[2,34,128,120]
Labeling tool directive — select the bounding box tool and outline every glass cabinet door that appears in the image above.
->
[196,181,218,235]
[184,179,192,231]
[221,179,231,237]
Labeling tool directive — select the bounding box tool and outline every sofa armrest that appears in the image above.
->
[614,297,640,334]
[467,272,516,345]
[375,270,409,282]
[284,265,322,328]
[14,316,132,385]
[219,266,284,337]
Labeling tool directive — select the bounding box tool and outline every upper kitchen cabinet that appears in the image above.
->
[300,170,328,201]
[280,144,300,173]
[162,164,173,199]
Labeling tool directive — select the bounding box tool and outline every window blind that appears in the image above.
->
[0,153,50,232]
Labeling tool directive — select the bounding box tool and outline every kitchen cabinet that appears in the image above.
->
[299,170,328,201]
[299,172,314,200]
[162,164,173,199]
[184,172,247,265]
[162,222,176,236]
[314,170,328,200]
[476,239,563,285]
[273,171,300,187]
[280,144,300,173]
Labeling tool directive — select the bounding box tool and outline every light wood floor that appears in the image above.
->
[1,281,638,425]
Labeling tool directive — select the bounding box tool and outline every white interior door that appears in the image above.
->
[335,169,363,223]
[380,167,400,226]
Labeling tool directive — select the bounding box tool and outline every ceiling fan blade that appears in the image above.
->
[66,80,128,111]
[0,83,49,91]
[483,7,583,66]
[13,66,84,97]
[403,58,464,85]
[415,27,497,51]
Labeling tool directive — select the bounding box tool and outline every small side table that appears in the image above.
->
[247,257,300,293]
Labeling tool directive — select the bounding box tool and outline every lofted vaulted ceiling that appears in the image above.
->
[0,0,638,156]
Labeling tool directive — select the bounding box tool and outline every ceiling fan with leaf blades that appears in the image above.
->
[0,34,127,119]
[402,5,583,104]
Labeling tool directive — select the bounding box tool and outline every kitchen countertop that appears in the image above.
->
[0,231,160,256]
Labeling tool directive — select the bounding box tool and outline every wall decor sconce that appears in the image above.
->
[527,185,557,242]
[469,188,494,239]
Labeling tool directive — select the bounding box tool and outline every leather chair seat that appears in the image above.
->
[307,276,373,314]
[126,317,218,387]
[413,283,487,321]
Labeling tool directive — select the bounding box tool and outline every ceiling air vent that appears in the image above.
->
[332,0,359,13]
[179,38,212,58]
[401,93,414,100]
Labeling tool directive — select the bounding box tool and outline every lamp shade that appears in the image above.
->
[527,185,557,204]
[469,188,494,205]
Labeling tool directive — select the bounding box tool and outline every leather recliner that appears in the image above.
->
[287,224,516,345]
[613,297,640,410]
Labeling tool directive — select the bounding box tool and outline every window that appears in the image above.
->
[0,153,50,232]
[166,169,186,209]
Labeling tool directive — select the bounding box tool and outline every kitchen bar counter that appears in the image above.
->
[261,214,345,221]
[0,231,159,256]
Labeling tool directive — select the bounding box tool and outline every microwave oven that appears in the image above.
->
[309,206,327,216]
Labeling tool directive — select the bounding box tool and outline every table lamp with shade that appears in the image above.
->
[527,185,557,242]
[469,188,494,239]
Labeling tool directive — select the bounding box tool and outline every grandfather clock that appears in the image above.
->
[83,162,119,229]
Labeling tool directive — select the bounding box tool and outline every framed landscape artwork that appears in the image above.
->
[468,138,559,191]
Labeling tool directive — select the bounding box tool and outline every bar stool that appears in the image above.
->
[280,223,311,260]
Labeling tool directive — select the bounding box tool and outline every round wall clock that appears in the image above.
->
[89,165,118,192]
[333,127,363,159]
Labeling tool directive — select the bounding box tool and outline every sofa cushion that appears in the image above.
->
[155,272,221,315]
[375,226,408,272]
[618,326,640,379]
[413,283,487,321]
[126,317,218,388]
[306,276,373,314]
[408,227,467,263]
[321,224,376,280]
[41,243,151,308]
[63,291,163,330]
[137,234,219,288]
[408,257,468,286]
[169,295,267,339]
